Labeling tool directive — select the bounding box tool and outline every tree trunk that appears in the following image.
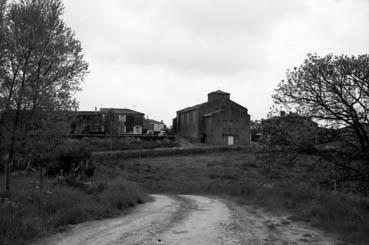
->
[39,168,43,191]
[5,159,10,196]
[4,51,31,195]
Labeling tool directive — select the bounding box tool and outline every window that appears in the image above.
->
[223,120,227,128]
[118,114,126,122]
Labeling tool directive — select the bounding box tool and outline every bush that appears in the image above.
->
[45,139,93,176]
[98,180,148,210]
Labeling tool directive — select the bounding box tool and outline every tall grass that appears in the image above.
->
[0,174,149,245]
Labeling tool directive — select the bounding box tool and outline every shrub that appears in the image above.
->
[45,139,92,176]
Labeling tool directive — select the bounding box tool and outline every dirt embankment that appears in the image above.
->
[34,195,337,245]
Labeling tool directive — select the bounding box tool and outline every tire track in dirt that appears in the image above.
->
[33,194,338,245]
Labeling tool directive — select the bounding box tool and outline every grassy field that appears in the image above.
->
[74,137,179,152]
[97,151,369,244]
[2,149,369,244]
[0,172,150,245]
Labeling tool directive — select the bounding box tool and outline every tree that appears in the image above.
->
[273,54,369,156]
[0,0,88,195]
[262,112,318,151]
[273,54,369,194]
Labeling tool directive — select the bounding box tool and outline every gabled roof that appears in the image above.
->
[145,118,164,124]
[75,111,101,116]
[177,102,207,113]
[99,108,144,115]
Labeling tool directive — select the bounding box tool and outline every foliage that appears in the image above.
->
[262,113,318,151]
[44,139,93,176]
[273,54,369,194]
[273,54,369,155]
[0,173,149,245]
[0,0,88,194]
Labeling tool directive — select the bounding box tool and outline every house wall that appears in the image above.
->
[153,123,165,132]
[72,113,104,134]
[125,114,144,134]
[178,109,199,139]
[73,111,144,135]
[204,108,250,145]
[175,92,250,144]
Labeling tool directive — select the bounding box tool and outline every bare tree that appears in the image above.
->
[0,0,88,195]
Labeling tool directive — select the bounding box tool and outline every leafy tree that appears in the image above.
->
[0,0,88,195]
[262,112,318,151]
[273,54,369,195]
[273,54,369,156]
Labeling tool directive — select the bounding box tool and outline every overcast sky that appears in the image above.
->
[62,0,369,126]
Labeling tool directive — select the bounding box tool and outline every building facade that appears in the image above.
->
[143,118,166,134]
[71,108,144,135]
[173,90,250,145]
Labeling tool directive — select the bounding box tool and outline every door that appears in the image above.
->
[227,136,234,145]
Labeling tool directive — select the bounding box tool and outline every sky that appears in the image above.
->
[62,0,369,126]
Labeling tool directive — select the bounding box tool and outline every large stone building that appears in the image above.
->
[173,90,250,145]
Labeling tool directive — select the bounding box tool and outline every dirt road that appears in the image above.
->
[35,195,336,245]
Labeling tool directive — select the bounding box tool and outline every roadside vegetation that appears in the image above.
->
[75,137,179,152]
[96,151,369,244]
[0,172,149,245]
[0,2,150,244]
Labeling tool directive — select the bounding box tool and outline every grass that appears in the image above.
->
[74,137,179,152]
[96,151,369,244]
[0,172,150,245]
[2,149,368,244]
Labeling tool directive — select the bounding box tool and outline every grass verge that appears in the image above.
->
[0,173,150,245]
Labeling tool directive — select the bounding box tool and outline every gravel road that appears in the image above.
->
[34,194,337,245]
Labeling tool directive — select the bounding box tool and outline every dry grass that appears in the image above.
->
[96,151,369,244]
[0,173,149,245]
[75,137,179,152]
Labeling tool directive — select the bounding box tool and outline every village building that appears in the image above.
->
[143,118,166,134]
[72,111,104,134]
[71,108,144,135]
[173,90,251,145]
